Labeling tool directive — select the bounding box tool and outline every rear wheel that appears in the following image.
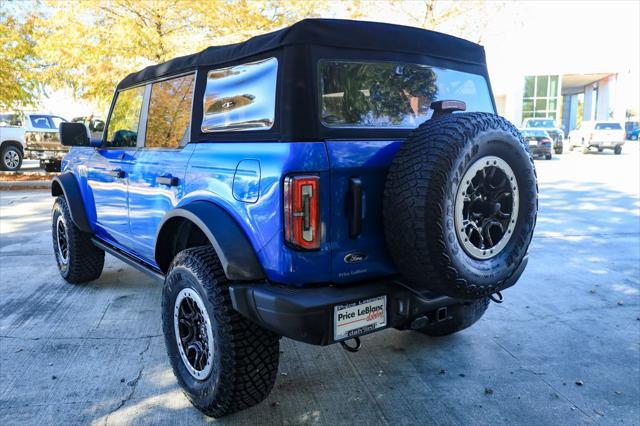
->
[614,145,622,155]
[162,246,279,418]
[414,298,490,336]
[1,145,22,171]
[384,113,537,299]
[545,153,552,160]
[52,196,104,283]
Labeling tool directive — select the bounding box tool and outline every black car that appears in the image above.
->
[522,118,563,154]
[521,129,553,160]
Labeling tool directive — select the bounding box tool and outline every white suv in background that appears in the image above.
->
[0,112,68,171]
[568,121,626,155]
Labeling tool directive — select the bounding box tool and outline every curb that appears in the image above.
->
[0,181,51,190]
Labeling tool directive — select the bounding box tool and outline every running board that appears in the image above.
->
[91,238,165,282]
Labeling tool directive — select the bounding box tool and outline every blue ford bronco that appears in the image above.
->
[53,19,537,417]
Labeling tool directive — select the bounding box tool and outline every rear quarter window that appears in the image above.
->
[319,60,494,128]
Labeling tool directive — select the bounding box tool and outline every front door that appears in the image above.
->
[87,85,145,246]
[126,73,196,262]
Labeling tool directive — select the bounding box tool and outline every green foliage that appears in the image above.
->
[0,6,39,110]
[33,0,325,110]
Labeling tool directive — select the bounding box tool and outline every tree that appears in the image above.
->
[34,0,325,109]
[357,0,509,44]
[0,6,39,110]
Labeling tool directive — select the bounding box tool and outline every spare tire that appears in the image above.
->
[383,112,537,299]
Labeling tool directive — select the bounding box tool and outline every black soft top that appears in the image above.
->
[117,19,487,90]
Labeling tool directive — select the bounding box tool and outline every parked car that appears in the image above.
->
[52,19,538,417]
[521,117,563,154]
[568,121,626,154]
[0,112,68,171]
[625,121,639,140]
[24,113,69,171]
[0,113,26,171]
[520,128,553,160]
[71,116,105,140]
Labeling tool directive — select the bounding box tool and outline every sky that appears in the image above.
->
[33,0,640,119]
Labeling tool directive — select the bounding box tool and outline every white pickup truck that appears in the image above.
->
[568,121,626,155]
[0,112,68,171]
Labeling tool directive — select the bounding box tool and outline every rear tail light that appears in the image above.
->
[284,175,320,250]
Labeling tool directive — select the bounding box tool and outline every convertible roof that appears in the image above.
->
[117,18,487,90]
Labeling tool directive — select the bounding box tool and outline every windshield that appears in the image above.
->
[525,119,555,128]
[319,60,494,128]
[595,123,622,130]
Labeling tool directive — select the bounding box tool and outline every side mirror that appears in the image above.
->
[60,122,90,146]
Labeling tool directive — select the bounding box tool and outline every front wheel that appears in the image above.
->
[414,298,490,336]
[545,153,552,160]
[162,246,280,418]
[52,196,104,283]
[1,145,22,171]
[554,147,563,155]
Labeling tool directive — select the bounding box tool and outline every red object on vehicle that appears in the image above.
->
[284,175,320,249]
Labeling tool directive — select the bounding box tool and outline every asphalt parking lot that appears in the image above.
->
[1,144,638,425]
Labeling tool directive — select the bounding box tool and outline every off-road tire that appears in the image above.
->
[614,145,622,155]
[162,246,279,418]
[1,145,22,171]
[415,298,490,336]
[52,196,104,283]
[384,112,538,299]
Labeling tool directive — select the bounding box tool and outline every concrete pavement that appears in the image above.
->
[1,145,638,425]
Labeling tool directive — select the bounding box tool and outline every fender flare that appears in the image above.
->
[155,201,265,281]
[51,173,92,233]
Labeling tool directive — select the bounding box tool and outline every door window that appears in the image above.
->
[145,74,195,148]
[105,86,145,148]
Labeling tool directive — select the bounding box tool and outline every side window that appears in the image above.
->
[202,57,278,132]
[145,74,195,148]
[105,86,145,148]
[30,115,53,129]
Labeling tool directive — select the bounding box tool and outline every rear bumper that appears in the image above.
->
[530,146,552,156]
[229,278,465,345]
[589,140,625,148]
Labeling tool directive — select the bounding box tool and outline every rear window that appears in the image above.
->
[319,60,494,128]
[521,129,547,137]
[595,123,622,130]
[525,119,555,128]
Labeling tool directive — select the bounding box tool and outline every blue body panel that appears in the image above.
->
[63,138,402,286]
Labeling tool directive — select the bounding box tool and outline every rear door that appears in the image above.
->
[126,73,196,261]
[318,59,495,283]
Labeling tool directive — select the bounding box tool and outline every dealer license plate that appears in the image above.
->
[334,295,387,341]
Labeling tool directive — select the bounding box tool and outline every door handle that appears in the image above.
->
[156,174,179,186]
[348,177,363,238]
[109,168,125,178]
